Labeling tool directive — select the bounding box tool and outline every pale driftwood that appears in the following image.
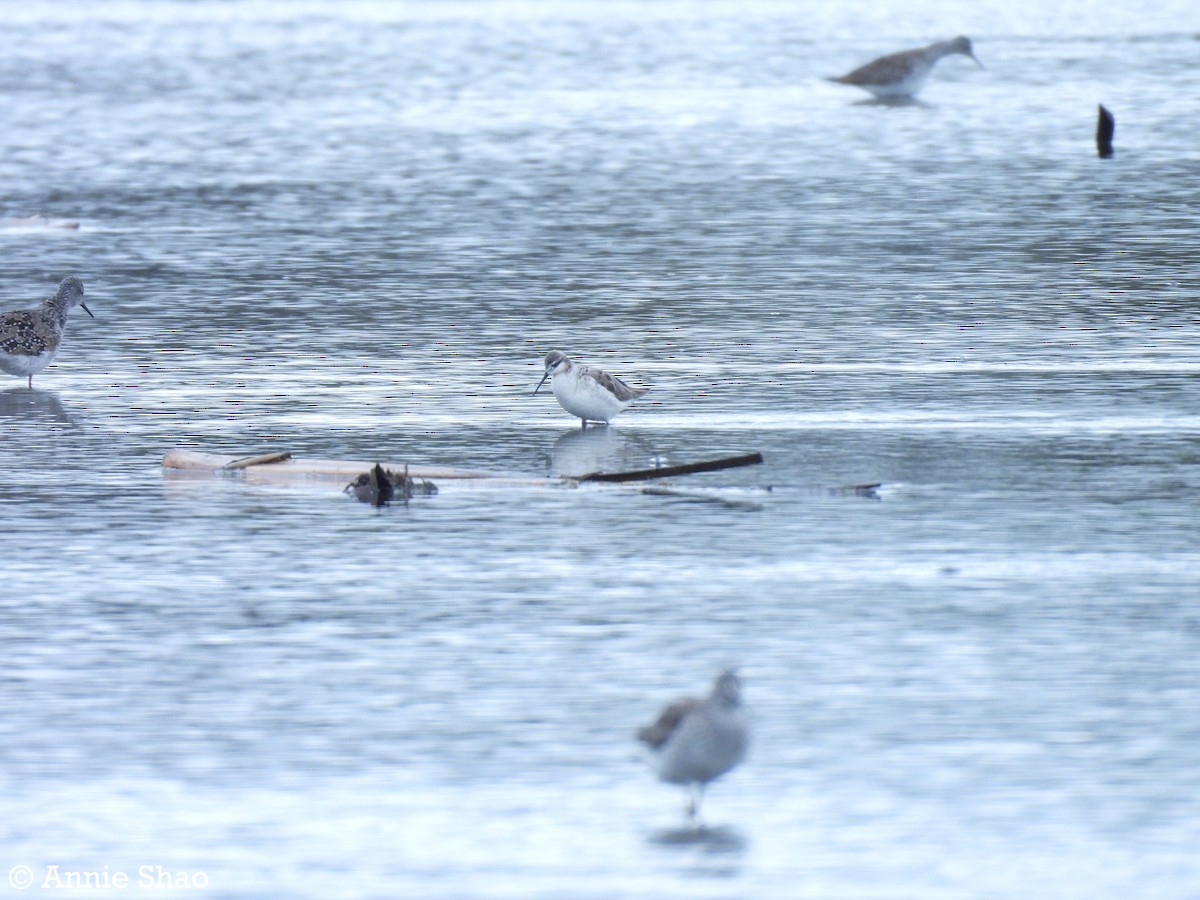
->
[220,451,293,471]
[163,449,560,488]
[163,448,778,493]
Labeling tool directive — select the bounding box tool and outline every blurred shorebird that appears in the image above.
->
[0,276,93,389]
[533,349,648,428]
[827,36,983,99]
[637,669,750,821]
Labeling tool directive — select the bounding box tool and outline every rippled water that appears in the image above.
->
[2,2,1198,897]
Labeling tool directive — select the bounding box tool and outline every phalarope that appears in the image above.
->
[533,349,648,427]
[0,277,93,389]
[828,36,983,99]
[637,669,750,821]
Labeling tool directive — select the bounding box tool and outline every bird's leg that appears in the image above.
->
[580,418,588,429]
[686,783,706,823]
[27,375,33,390]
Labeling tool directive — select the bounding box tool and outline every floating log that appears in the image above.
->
[1097,104,1115,158]
[163,449,551,487]
[576,452,764,483]
[641,480,880,506]
[163,448,770,491]
[220,450,292,471]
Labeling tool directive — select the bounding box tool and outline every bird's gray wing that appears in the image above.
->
[637,698,701,749]
[834,49,918,86]
[583,365,648,402]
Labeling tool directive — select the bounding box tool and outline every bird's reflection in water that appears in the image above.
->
[650,822,747,849]
[850,95,930,109]
[547,426,655,478]
[648,822,748,880]
[640,486,765,512]
[0,387,74,425]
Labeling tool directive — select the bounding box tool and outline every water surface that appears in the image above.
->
[1,2,1198,897]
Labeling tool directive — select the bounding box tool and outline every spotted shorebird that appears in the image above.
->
[533,349,648,427]
[0,277,93,389]
[827,36,983,99]
[637,669,750,821]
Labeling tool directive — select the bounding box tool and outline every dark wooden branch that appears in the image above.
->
[577,452,764,483]
[1097,104,1115,159]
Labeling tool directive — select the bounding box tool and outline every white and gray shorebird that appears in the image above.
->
[827,36,983,99]
[637,669,750,821]
[533,349,648,427]
[0,276,93,389]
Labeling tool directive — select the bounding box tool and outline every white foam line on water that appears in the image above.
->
[777,361,1200,374]
[600,551,1200,586]
[244,408,1200,437]
[594,412,1200,434]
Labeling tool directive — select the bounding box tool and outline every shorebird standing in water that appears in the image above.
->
[533,349,648,427]
[0,276,93,389]
[637,669,750,822]
[827,36,983,99]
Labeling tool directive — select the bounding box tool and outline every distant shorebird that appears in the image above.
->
[533,349,648,427]
[827,36,983,99]
[637,669,750,821]
[0,277,93,389]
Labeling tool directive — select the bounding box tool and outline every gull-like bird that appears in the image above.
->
[637,669,750,821]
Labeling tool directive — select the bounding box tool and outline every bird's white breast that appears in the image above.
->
[654,706,749,785]
[0,348,56,377]
[552,370,628,422]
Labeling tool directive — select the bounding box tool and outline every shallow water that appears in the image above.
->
[1,2,1199,897]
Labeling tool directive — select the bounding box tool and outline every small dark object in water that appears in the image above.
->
[835,482,882,498]
[405,468,439,498]
[346,463,394,506]
[345,463,438,505]
[1097,104,1115,158]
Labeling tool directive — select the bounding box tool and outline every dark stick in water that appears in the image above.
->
[1097,104,1115,159]
[577,452,764,483]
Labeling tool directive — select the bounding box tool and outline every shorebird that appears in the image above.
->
[533,349,648,427]
[0,276,93,389]
[637,669,750,821]
[827,36,983,99]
